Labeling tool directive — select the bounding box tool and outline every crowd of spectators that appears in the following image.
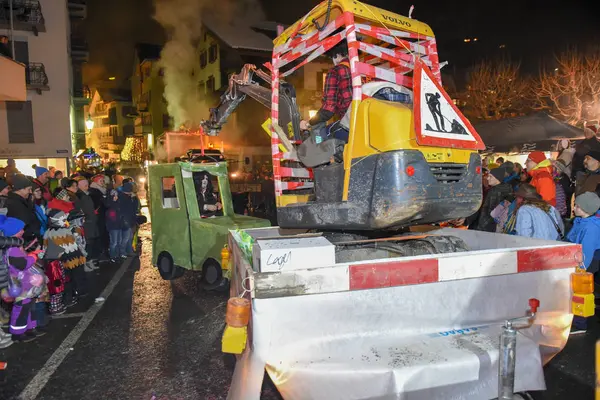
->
[0,164,142,347]
[467,123,600,334]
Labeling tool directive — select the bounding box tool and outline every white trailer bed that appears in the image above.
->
[226,228,580,400]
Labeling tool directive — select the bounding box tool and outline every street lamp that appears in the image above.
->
[85,114,94,131]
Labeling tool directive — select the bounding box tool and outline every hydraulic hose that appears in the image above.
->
[313,0,333,31]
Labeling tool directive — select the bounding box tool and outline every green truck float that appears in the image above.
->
[148,158,270,286]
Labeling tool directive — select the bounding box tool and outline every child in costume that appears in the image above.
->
[43,199,86,308]
[0,215,24,348]
[7,244,46,342]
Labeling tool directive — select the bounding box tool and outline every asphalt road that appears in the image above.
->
[0,220,596,399]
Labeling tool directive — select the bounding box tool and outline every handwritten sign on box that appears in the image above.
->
[252,236,336,273]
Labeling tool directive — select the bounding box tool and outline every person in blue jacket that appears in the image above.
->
[513,184,564,241]
[566,191,600,334]
[568,192,600,270]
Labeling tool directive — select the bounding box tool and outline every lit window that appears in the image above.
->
[161,176,179,209]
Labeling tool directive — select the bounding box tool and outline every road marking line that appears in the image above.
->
[50,312,86,320]
[18,257,133,400]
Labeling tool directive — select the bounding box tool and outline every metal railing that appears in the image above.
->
[26,62,48,90]
[70,35,88,52]
[95,103,108,115]
[67,0,86,19]
[0,0,45,32]
[73,84,91,99]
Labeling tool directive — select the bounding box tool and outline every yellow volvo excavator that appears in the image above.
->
[201,0,485,231]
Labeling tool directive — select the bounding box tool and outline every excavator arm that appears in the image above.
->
[200,64,272,136]
[200,64,299,154]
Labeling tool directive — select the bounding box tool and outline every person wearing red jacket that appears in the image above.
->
[525,151,556,206]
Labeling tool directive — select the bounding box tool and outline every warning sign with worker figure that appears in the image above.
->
[414,60,485,150]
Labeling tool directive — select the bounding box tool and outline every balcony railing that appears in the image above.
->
[26,62,49,93]
[70,35,89,63]
[0,55,26,101]
[136,92,150,112]
[73,84,91,99]
[72,84,91,105]
[67,0,86,20]
[94,103,108,116]
[0,0,46,34]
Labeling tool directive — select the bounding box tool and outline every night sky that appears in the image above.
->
[83,0,600,87]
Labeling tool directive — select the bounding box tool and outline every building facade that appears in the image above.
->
[68,0,91,154]
[191,18,281,168]
[137,18,334,172]
[85,89,135,161]
[0,0,72,175]
[131,43,169,155]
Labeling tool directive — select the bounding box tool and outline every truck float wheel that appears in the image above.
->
[157,252,184,280]
[202,259,223,285]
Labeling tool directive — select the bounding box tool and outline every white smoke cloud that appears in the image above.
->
[154,0,265,130]
[154,0,205,129]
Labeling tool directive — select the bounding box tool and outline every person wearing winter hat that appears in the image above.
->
[573,122,600,179]
[31,165,52,202]
[32,183,48,238]
[575,150,600,198]
[43,203,87,309]
[525,151,556,206]
[3,158,19,180]
[566,191,600,334]
[513,183,563,241]
[5,175,40,244]
[0,215,25,238]
[56,179,83,215]
[0,216,24,348]
[89,174,109,259]
[3,221,47,343]
[469,167,514,232]
[499,161,520,189]
[568,192,600,269]
[106,181,138,261]
[552,159,573,218]
[76,177,100,271]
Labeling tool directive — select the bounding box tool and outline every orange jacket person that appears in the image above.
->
[525,151,556,206]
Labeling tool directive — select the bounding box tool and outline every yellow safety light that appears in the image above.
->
[572,267,595,317]
[222,297,251,354]
[221,244,230,271]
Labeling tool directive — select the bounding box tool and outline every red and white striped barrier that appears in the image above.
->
[269,11,446,197]
[356,62,413,87]
[252,243,581,298]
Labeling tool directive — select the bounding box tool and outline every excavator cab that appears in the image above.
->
[203,0,485,231]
